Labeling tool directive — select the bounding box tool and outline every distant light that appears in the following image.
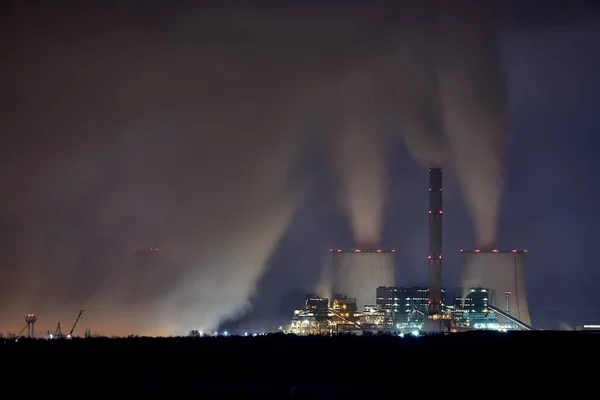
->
[399,333,404,338]
[459,249,463,252]
[427,255,432,259]
[428,210,432,214]
[439,210,443,214]
[376,249,382,253]
[492,249,499,252]
[391,249,396,253]
[223,331,228,336]
[474,249,480,252]
[244,332,248,336]
[354,249,361,252]
[411,330,420,337]
[438,255,442,259]
[512,249,517,253]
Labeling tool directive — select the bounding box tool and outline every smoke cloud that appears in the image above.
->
[436,3,509,249]
[0,4,320,336]
[329,66,388,248]
[375,2,509,249]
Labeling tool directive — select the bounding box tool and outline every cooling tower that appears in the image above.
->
[331,249,395,311]
[460,249,531,326]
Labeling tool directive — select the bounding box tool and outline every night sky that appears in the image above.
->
[1,1,599,336]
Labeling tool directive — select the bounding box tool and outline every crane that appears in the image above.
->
[68,309,85,337]
[55,322,64,338]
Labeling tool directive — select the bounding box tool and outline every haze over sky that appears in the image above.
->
[1,1,599,335]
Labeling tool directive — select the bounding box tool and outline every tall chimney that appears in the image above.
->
[428,168,443,314]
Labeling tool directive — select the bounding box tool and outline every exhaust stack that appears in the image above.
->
[428,168,443,314]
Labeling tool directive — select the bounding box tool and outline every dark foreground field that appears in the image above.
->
[2,330,597,395]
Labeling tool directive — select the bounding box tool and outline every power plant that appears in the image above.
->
[288,166,535,336]
[4,167,538,338]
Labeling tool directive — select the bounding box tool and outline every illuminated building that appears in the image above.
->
[449,287,532,331]
[376,286,446,326]
[290,310,321,335]
[289,295,330,335]
[330,295,361,334]
[305,295,329,317]
[576,324,600,332]
[460,249,531,327]
[331,249,395,312]
[360,306,386,329]
[452,287,497,329]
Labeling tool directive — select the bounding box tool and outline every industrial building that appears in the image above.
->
[287,283,533,336]
[290,295,331,335]
[460,249,531,326]
[576,324,600,332]
[448,287,532,331]
[331,249,395,312]
[450,287,500,330]
[376,286,446,327]
[289,294,387,336]
[286,166,535,336]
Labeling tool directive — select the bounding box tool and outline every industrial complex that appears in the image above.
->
[287,167,536,336]
[11,167,593,338]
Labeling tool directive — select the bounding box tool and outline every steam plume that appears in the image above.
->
[330,67,387,248]
[436,3,509,249]
[0,6,314,336]
[381,2,509,249]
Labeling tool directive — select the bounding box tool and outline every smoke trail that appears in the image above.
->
[329,66,388,248]
[558,321,574,331]
[381,2,508,249]
[0,5,315,336]
[375,15,446,168]
[436,2,509,249]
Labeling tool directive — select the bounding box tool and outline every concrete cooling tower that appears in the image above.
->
[331,249,396,312]
[460,249,531,326]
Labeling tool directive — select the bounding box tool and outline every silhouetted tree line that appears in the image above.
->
[0,331,596,394]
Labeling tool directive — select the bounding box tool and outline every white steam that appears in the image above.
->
[330,67,388,248]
